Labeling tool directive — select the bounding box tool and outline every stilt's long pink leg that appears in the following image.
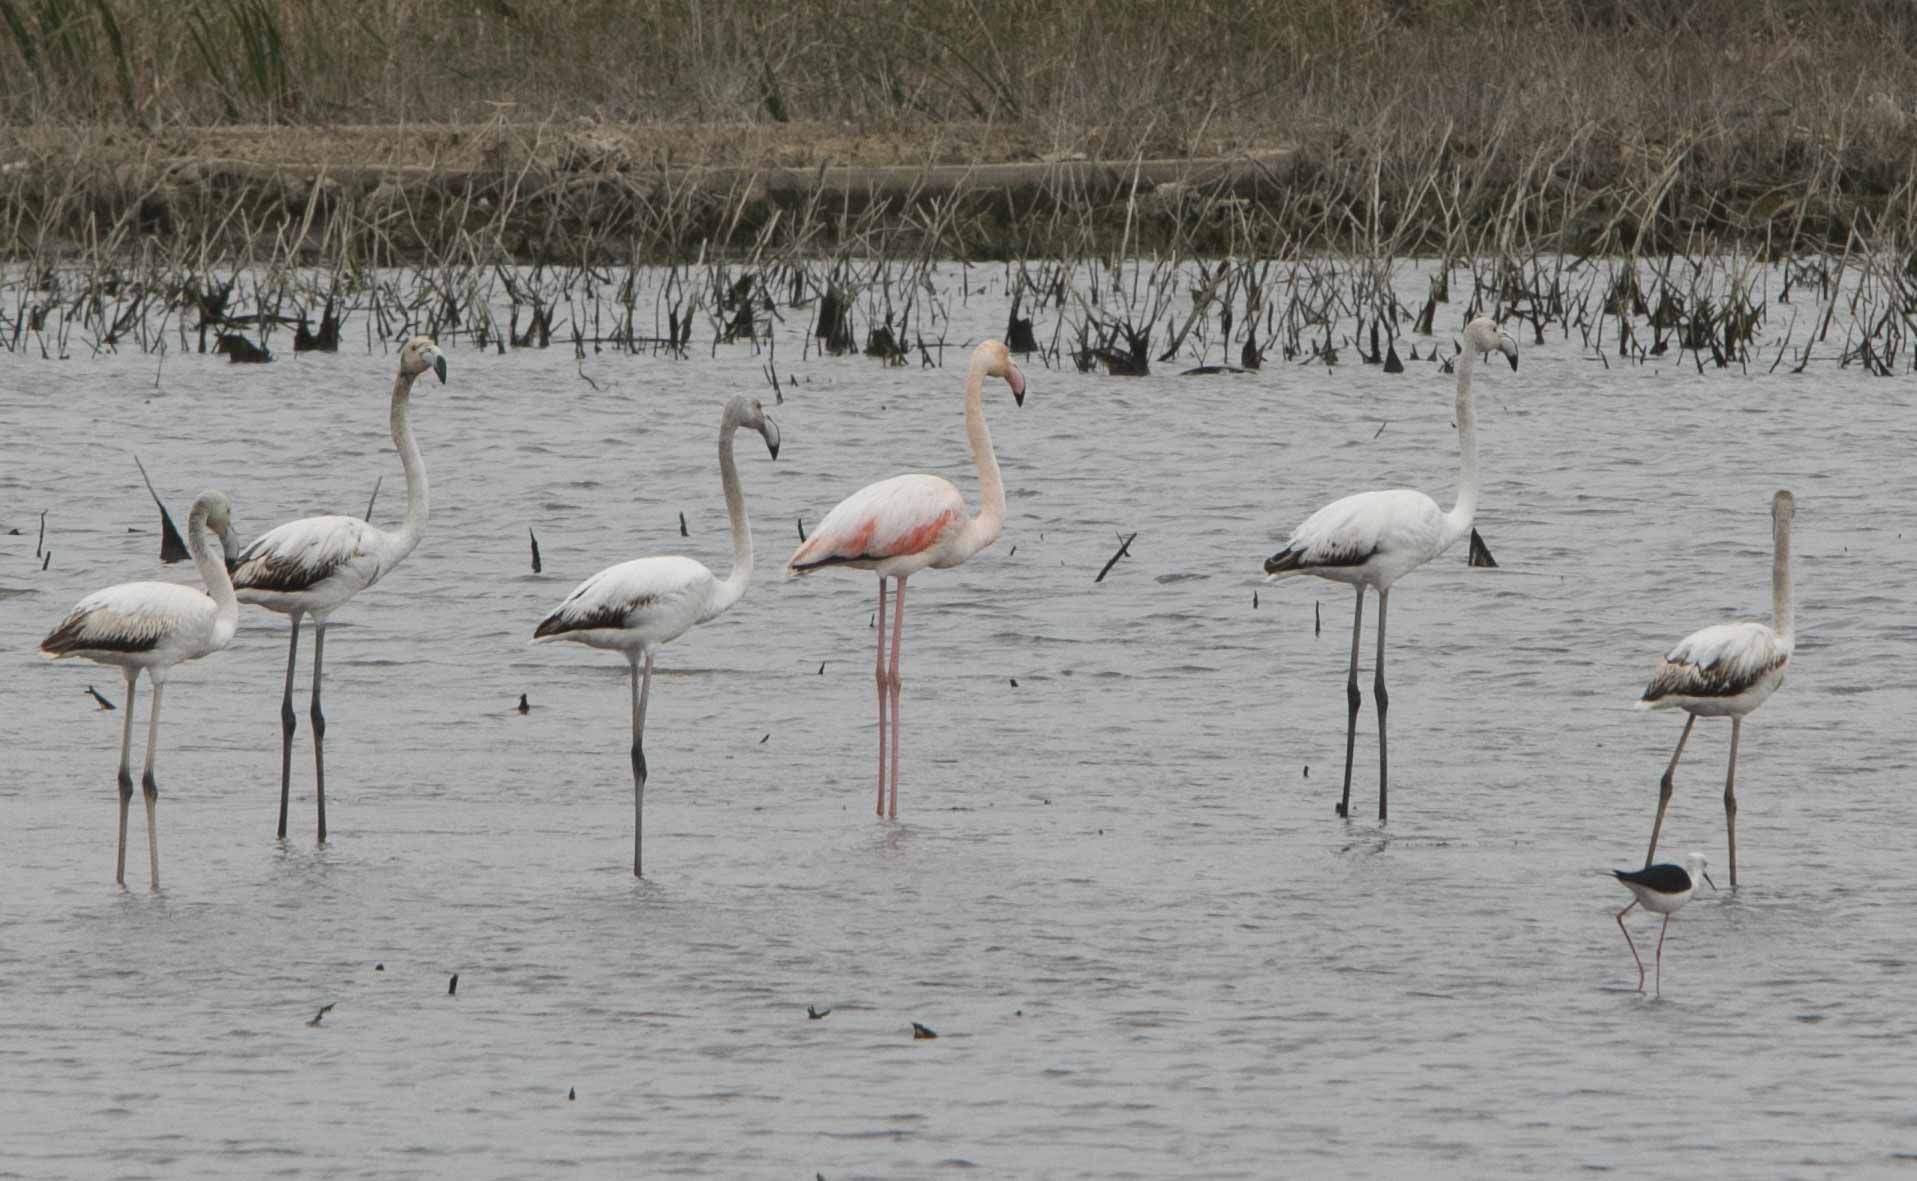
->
[1655,914,1670,997]
[1615,901,1644,991]
[888,577,907,819]
[875,579,888,817]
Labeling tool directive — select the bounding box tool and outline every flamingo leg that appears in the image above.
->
[276,612,303,841]
[1645,714,1696,867]
[311,619,328,845]
[887,577,907,820]
[115,668,140,889]
[1724,716,1741,887]
[874,578,889,817]
[1615,900,1644,991]
[1338,585,1365,819]
[1654,913,1671,996]
[140,676,165,893]
[1374,587,1390,824]
[630,649,652,878]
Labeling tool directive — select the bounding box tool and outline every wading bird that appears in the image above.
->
[533,396,780,877]
[1637,491,1794,885]
[787,339,1025,819]
[230,336,446,844]
[1613,851,1714,995]
[1264,316,1517,822]
[40,491,239,891]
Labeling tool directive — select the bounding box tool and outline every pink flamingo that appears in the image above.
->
[788,339,1026,818]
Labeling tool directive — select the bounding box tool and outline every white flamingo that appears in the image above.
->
[1637,490,1794,886]
[533,395,780,877]
[1264,316,1517,822]
[787,339,1026,819]
[229,335,445,843]
[39,491,239,891]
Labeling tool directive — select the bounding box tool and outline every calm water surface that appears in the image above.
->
[2,269,1915,1177]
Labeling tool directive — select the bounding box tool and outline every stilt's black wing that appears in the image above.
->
[134,455,189,564]
[1613,864,1692,894]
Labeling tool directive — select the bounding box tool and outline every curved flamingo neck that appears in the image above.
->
[389,369,429,557]
[1772,506,1794,641]
[1444,345,1479,547]
[954,351,1005,559]
[709,418,754,617]
[186,503,238,627]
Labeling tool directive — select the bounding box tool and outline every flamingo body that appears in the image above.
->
[535,555,725,652]
[42,580,237,669]
[232,513,411,616]
[1264,487,1462,589]
[1636,621,1789,718]
[788,473,967,577]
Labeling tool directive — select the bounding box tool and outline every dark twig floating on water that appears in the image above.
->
[796,516,806,542]
[1095,532,1138,583]
[306,1002,335,1028]
[529,528,542,573]
[1314,601,1321,636]
[679,512,688,538]
[134,456,189,563]
[568,1087,575,1101]
[1373,421,1388,439]
[86,686,116,710]
[807,1006,831,1020]
[1252,590,1259,609]
[364,475,382,523]
[41,551,50,571]
[447,973,458,996]
[911,1022,938,1039]
[1468,528,1498,568]
[516,694,530,714]
[37,509,46,557]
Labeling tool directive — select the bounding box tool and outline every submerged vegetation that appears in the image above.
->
[4,0,1917,375]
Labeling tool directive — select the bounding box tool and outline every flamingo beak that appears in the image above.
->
[1005,362,1026,406]
[762,414,781,460]
[1501,339,1519,371]
[433,353,449,384]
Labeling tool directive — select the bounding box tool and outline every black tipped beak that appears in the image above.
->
[1006,363,1027,407]
[763,416,781,460]
[433,354,448,384]
[1506,353,1518,372]
[1703,872,1719,891]
[1262,553,1283,575]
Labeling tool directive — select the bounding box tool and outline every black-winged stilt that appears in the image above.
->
[1613,851,1715,994]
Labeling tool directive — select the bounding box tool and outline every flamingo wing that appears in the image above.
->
[1265,489,1444,575]
[233,514,385,595]
[788,474,964,574]
[1638,621,1788,705]
[41,581,213,657]
[534,556,714,645]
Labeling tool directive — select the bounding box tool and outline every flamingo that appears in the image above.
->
[229,335,446,843]
[1264,316,1517,822]
[1636,490,1794,886]
[787,338,1026,819]
[533,395,780,877]
[39,491,240,891]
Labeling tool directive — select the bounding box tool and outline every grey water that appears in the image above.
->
[2,266,1915,1178]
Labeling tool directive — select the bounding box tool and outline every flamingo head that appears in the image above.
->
[980,339,1026,406]
[725,394,780,460]
[1462,317,1518,371]
[188,490,238,559]
[398,335,448,385]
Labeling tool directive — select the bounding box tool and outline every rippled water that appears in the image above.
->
[3,266,1916,1177]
